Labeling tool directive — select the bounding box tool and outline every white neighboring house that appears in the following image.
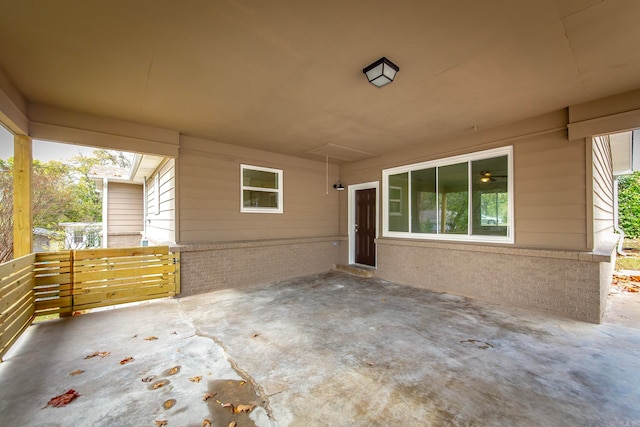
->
[59,222,103,250]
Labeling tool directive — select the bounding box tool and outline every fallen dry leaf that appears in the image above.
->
[163,399,176,410]
[202,420,212,427]
[152,380,168,389]
[84,351,110,359]
[168,366,180,375]
[203,392,216,401]
[170,331,177,335]
[155,421,168,427]
[190,376,202,383]
[229,422,237,427]
[141,376,155,383]
[233,404,255,414]
[221,402,233,409]
[46,389,80,407]
[251,333,260,338]
[69,370,84,376]
[145,336,158,341]
[119,357,134,365]
[239,381,246,386]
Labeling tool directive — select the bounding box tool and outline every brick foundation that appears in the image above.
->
[375,238,615,323]
[173,236,345,297]
[107,233,143,248]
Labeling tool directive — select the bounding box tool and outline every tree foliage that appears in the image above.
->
[618,171,640,238]
[0,149,130,263]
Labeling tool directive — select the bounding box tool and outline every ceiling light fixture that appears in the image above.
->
[363,57,399,88]
[480,171,507,183]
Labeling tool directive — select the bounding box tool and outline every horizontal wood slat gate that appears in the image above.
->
[1,247,179,361]
[35,246,179,316]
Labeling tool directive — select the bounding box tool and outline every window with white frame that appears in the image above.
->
[383,146,513,243]
[240,164,283,213]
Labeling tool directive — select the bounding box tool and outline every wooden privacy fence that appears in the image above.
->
[1,246,179,360]
[0,253,36,361]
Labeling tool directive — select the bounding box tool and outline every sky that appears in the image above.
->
[1,124,95,162]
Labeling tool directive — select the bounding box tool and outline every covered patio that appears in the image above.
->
[1,271,638,426]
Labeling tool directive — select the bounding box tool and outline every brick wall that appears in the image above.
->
[174,236,344,297]
[107,233,142,248]
[376,238,615,323]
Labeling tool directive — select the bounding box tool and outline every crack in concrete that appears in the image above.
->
[175,300,275,421]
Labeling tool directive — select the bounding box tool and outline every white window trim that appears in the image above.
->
[240,164,284,214]
[382,146,514,244]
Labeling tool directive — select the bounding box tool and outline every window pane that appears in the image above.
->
[411,168,437,233]
[388,172,409,232]
[471,156,508,236]
[438,162,468,234]
[243,168,278,189]
[243,190,278,208]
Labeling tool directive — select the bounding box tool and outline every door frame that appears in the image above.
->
[348,181,379,266]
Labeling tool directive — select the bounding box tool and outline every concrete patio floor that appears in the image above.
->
[0,271,639,426]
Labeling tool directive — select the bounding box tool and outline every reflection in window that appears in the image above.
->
[411,167,436,233]
[438,162,468,235]
[388,173,408,231]
[471,156,508,237]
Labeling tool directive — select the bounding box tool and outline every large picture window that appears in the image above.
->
[383,147,513,243]
[240,164,283,213]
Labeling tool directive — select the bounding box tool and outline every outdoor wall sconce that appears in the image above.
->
[363,57,399,88]
[333,181,345,191]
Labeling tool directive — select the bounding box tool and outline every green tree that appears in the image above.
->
[618,171,640,238]
[0,149,129,263]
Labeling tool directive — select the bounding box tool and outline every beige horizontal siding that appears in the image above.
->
[514,131,587,249]
[177,136,339,243]
[107,183,143,234]
[591,136,614,249]
[340,110,588,250]
[146,159,176,244]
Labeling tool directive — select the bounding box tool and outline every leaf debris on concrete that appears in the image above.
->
[189,376,202,383]
[151,380,168,390]
[84,351,110,359]
[163,399,176,410]
[69,369,85,376]
[45,389,80,408]
[119,357,134,365]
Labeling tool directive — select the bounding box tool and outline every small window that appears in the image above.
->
[86,231,100,248]
[240,164,283,213]
[73,230,84,245]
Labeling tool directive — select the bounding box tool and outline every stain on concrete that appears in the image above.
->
[204,379,263,427]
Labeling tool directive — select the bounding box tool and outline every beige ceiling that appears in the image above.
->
[1,0,640,162]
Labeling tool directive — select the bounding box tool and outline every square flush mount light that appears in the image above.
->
[362,57,399,88]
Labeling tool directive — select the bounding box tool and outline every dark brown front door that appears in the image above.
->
[355,188,376,266]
